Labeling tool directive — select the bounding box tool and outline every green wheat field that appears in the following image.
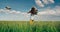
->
[0,21,60,32]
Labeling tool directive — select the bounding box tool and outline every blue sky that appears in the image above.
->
[0,0,60,11]
[0,0,60,21]
[0,0,36,12]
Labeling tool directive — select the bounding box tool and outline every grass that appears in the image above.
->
[0,21,60,32]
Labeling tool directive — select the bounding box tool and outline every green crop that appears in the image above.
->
[0,21,60,32]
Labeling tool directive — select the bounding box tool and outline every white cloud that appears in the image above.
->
[21,12,30,17]
[37,6,60,16]
[35,0,54,7]
[49,0,54,3]
[9,10,20,14]
[0,6,60,15]
[0,6,60,16]
[42,0,54,4]
[0,6,60,21]
[0,9,22,14]
[42,0,49,4]
[54,6,60,15]
[0,9,30,21]
[16,11,21,14]
[35,0,44,7]
[38,9,56,15]
[0,9,5,12]
[0,9,30,17]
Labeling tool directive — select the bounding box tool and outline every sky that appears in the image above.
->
[0,0,60,21]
